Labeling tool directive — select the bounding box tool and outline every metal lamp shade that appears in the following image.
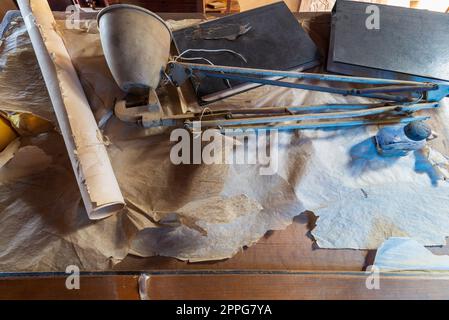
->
[97,4,171,92]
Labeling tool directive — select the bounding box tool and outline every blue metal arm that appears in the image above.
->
[167,62,449,103]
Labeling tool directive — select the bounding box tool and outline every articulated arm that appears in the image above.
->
[167,62,449,103]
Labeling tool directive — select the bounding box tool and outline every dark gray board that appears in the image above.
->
[328,0,449,82]
[173,2,321,102]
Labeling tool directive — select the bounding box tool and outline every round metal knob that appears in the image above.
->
[404,121,432,141]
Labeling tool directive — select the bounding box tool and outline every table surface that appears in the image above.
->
[1,10,449,300]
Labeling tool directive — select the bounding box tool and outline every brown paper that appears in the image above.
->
[1,13,449,271]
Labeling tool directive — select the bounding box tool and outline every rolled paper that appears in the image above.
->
[17,0,125,219]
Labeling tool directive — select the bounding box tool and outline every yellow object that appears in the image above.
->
[0,115,18,151]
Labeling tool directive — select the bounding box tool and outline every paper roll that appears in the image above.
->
[17,0,125,219]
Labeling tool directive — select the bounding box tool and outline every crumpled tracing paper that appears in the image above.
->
[1,16,449,271]
[302,122,449,249]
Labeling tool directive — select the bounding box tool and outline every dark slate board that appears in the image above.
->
[328,0,449,82]
[173,2,321,102]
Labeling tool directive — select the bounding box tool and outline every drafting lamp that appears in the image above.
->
[97,5,449,132]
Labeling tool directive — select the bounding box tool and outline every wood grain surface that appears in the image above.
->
[2,11,448,300]
[2,273,449,299]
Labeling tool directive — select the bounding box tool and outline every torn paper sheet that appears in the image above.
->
[373,237,449,272]
[2,14,449,270]
[0,132,134,271]
[105,128,302,261]
[17,0,124,219]
[222,79,449,250]
[300,112,449,249]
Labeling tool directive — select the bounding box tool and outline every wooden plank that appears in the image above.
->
[147,273,449,300]
[1,273,449,300]
[0,275,140,300]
